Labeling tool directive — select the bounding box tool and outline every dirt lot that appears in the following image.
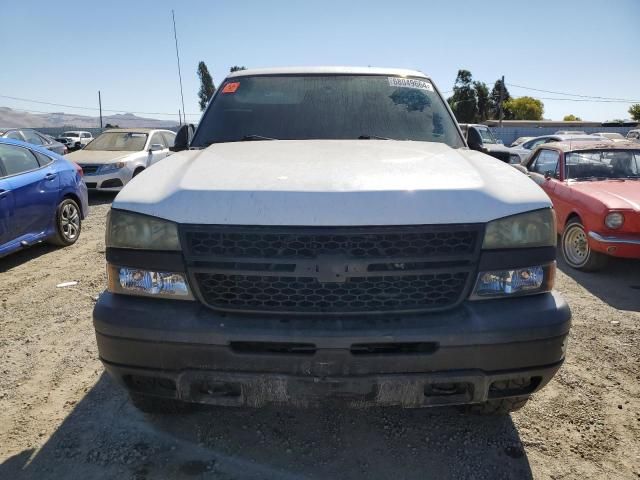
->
[0,194,639,479]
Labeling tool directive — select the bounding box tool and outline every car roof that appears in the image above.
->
[227,66,428,79]
[539,140,639,152]
[0,137,62,156]
[100,128,170,134]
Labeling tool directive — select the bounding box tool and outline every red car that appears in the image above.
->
[523,141,640,271]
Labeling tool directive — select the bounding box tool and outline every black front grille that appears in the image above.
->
[182,225,482,315]
[185,228,478,259]
[80,164,100,175]
[195,272,469,313]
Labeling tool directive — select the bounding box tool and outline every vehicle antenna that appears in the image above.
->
[172,10,186,126]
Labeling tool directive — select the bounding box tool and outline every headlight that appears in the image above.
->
[470,263,555,299]
[605,212,624,229]
[107,265,193,300]
[106,209,180,250]
[99,162,126,173]
[483,209,556,249]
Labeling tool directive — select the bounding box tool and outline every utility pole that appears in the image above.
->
[172,10,186,126]
[98,90,103,129]
[498,75,505,128]
[178,109,182,126]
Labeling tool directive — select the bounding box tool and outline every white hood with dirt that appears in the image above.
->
[113,140,551,225]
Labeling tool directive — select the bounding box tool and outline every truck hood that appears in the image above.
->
[113,140,551,225]
[569,180,640,211]
[66,150,136,164]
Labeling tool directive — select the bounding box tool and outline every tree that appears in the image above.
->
[563,114,582,121]
[197,61,216,112]
[447,70,477,123]
[473,81,490,122]
[629,104,640,121]
[504,96,544,120]
[489,79,512,120]
[230,65,247,72]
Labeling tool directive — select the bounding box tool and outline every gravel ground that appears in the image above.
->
[0,193,638,479]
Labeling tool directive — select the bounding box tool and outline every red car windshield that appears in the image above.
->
[565,149,640,180]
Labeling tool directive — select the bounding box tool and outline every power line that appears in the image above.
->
[0,94,200,116]
[506,82,640,103]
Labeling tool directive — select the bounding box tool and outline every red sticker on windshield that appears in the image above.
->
[222,82,240,94]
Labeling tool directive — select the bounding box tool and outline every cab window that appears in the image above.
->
[149,133,167,148]
[0,144,41,176]
[530,149,560,176]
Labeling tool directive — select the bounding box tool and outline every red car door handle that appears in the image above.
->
[45,173,57,180]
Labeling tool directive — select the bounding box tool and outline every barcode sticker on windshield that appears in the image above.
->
[388,77,433,91]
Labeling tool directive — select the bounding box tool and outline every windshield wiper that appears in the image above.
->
[240,134,277,141]
[358,135,392,140]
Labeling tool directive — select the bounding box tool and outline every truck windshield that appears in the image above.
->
[191,75,465,148]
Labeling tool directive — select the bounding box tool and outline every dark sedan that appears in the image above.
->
[0,128,67,155]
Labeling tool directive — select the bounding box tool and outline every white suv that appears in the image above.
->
[94,67,570,415]
[59,130,93,150]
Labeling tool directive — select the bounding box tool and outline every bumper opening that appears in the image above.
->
[351,342,438,355]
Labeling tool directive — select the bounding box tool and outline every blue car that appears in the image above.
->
[0,138,88,258]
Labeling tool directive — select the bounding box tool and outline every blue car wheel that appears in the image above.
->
[49,198,82,246]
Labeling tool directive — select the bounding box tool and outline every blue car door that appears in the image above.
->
[0,144,60,242]
[0,176,15,247]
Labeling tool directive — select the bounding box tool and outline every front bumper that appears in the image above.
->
[588,231,640,258]
[94,291,571,407]
[83,169,132,191]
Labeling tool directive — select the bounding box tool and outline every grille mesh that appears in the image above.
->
[195,272,469,313]
[183,225,481,314]
[79,164,100,175]
[186,229,477,259]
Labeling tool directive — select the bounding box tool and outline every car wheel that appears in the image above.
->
[48,198,82,246]
[133,167,144,177]
[561,218,607,271]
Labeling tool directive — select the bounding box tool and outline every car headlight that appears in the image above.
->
[605,212,624,229]
[483,209,556,249]
[470,263,555,299]
[99,162,126,173]
[106,209,180,250]
[107,265,193,300]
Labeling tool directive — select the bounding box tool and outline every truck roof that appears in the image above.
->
[227,66,428,79]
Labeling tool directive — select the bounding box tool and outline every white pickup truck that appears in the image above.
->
[94,67,570,415]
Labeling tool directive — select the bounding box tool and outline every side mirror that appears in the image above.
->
[149,143,164,152]
[171,124,195,152]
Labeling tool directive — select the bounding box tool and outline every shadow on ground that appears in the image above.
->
[89,192,117,207]
[1,374,533,480]
[558,255,640,312]
[0,243,59,273]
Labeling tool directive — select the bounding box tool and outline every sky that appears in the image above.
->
[1,0,639,123]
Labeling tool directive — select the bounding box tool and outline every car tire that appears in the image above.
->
[133,167,144,177]
[561,218,608,271]
[48,198,82,246]
[129,393,195,414]
[464,396,530,415]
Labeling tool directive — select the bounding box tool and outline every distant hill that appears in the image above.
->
[0,107,180,129]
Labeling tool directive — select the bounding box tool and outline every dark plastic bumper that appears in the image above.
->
[94,291,571,407]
